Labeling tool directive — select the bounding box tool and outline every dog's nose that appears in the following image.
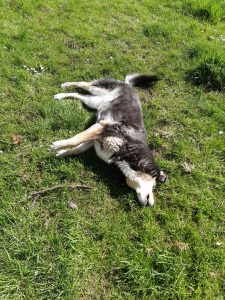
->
[146,200,153,207]
[145,194,154,207]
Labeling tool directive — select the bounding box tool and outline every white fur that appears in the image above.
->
[56,141,93,157]
[116,161,137,180]
[102,136,123,152]
[94,140,114,163]
[116,161,156,206]
[125,73,139,84]
[54,88,120,110]
[61,81,108,96]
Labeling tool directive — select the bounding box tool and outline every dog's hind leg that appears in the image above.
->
[51,121,108,151]
[61,81,106,96]
[54,92,104,109]
[55,141,93,157]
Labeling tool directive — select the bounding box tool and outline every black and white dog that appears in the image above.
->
[51,74,167,206]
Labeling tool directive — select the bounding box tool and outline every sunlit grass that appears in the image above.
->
[0,0,224,299]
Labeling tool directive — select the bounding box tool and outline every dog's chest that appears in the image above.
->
[94,137,123,163]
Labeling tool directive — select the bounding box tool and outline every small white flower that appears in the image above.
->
[216,242,222,246]
[219,131,223,135]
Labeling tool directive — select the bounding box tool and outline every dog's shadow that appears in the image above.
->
[79,149,128,197]
[73,151,138,211]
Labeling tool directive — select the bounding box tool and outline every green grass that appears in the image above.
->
[182,0,225,23]
[0,0,225,299]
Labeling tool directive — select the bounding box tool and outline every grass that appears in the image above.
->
[182,0,225,23]
[0,0,225,299]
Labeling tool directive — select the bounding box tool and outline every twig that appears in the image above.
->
[29,184,93,199]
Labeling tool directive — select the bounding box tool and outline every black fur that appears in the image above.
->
[93,79,123,90]
[101,84,144,130]
[129,74,160,87]
[112,139,160,178]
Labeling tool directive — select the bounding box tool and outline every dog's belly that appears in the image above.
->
[97,103,115,122]
[94,136,123,164]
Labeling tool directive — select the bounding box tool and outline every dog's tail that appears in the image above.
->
[125,74,160,87]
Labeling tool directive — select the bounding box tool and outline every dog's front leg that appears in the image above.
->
[55,141,93,157]
[50,121,108,151]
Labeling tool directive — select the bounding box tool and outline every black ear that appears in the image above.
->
[159,170,167,183]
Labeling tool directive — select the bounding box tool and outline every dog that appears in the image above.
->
[51,74,167,206]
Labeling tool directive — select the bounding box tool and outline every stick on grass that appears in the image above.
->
[29,184,93,198]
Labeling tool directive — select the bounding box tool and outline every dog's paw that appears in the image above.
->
[54,93,65,100]
[56,149,68,157]
[50,141,64,151]
[61,82,71,88]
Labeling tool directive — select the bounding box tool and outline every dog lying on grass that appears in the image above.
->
[51,74,167,206]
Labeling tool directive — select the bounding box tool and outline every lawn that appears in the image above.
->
[0,0,224,299]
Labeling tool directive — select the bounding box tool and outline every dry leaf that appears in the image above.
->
[146,247,153,256]
[68,201,78,209]
[156,129,174,138]
[44,218,50,229]
[11,134,24,145]
[208,272,219,278]
[181,162,195,173]
[175,241,189,251]
[22,173,30,182]
[153,149,162,158]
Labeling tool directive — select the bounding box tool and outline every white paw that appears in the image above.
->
[56,149,68,157]
[50,141,64,151]
[54,93,65,100]
[61,82,71,88]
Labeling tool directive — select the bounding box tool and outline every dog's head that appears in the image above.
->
[126,170,167,207]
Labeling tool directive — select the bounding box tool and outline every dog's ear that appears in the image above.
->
[159,170,167,183]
